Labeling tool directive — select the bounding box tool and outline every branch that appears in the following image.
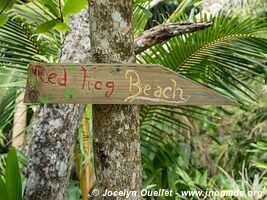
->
[134,22,213,54]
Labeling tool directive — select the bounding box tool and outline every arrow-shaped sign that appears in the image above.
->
[191,92,213,102]
[24,63,236,105]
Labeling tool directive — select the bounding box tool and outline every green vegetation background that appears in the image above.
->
[0,0,266,199]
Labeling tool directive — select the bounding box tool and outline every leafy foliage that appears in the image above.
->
[0,0,63,145]
[135,0,267,196]
[138,14,267,103]
[250,141,267,169]
[0,14,8,26]
[63,0,87,17]
[0,0,15,12]
[0,0,15,27]
[0,147,22,200]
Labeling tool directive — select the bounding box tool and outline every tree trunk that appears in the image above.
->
[24,10,90,200]
[89,0,141,199]
[12,92,26,150]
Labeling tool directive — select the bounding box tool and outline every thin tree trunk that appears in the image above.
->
[89,0,141,199]
[12,92,26,150]
[21,107,39,156]
[24,10,90,200]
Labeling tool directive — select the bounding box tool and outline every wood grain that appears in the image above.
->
[24,63,236,105]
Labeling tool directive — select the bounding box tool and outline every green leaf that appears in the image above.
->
[62,0,87,17]
[253,161,267,169]
[0,13,8,27]
[0,0,15,11]
[40,0,60,17]
[54,22,71,33]
[34,19,58,33]
[5,147,22,200]
[67,182,82,200]
[0,177,8,200]
[138,5,153,19]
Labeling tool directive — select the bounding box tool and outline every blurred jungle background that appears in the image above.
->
[0,0,266,199]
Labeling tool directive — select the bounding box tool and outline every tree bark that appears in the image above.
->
[12,92,26,150]
[24,10,90,200]
[89,0,141,199]
[134,22,213,54]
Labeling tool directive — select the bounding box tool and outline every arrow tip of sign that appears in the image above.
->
[213,96,238,106]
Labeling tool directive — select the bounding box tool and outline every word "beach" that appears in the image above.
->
[124,70,189,104]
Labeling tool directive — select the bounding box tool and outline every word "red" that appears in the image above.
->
[32,65,67,87]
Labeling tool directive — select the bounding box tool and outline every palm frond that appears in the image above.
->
[134,1,151,35]
[140,105,217,173]
[139,7,267,191]
[137,13,267,103]
[0,1,62,147]
[0,69,17,131]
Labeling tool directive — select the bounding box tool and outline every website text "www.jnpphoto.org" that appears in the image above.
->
[91,188,265,198]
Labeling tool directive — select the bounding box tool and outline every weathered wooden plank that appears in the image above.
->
[24,63,236,105]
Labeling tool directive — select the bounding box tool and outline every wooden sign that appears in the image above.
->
[24,63,236,105]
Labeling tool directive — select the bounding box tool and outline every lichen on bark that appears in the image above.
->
[89,0,142,199]
[24,10,90,200]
